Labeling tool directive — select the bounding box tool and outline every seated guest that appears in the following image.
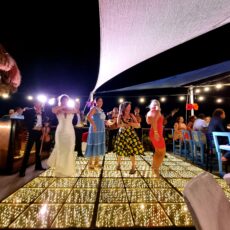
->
[208,108,230,161]
[173,116,187,141]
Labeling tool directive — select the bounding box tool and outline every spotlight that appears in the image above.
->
[48,98,55,105]
[67,99,75,108]
[27,95,33,100]
[37,95,47,103]
[75,98,80,102]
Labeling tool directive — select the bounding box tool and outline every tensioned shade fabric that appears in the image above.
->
[97,61,230,93]
[93,0,230,92]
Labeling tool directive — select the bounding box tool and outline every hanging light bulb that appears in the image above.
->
[139,97,145,103]
[179,96,185,101]
[204,87,210,92]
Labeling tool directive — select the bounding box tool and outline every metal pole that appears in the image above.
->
[189,86,194,116]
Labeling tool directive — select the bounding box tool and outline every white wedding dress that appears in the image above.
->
[47,113,76,177]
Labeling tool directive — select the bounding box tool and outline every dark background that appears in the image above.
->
[0,1,230,124]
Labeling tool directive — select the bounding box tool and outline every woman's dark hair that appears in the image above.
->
[119,101,131,115]
[94,96,103,102]
[58,94,69,106]
[212,108,225,118]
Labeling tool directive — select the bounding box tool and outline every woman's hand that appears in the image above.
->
[154,131,160,141]
[93,124,97,132]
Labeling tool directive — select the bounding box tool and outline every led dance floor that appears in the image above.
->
[0,153,230,229]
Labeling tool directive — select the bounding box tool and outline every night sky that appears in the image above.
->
[1,1,230,119]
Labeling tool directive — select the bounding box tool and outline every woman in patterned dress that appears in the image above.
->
[85,97,106,169]
[114,101,144,174]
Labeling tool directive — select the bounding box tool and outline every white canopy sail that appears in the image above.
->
[93,0,230,93]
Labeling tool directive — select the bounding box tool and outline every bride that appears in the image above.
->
[47,94,78,177]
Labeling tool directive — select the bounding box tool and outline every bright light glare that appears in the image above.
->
[48,98,55,105]
[216,98,223,103]
[2,93,9,99]
[160,97,166,102]
[139,97,145,103]
[67,99,75,108]
[195,89,200,93]
[27,95,33,100]
[204,87,210,92]
[39,204,48,216]
[216,83,223,89]
[75,98,80,102]
[198,96,205,101]
[119,98,124,103]
[179,96,185,101]
[37,95,47,103]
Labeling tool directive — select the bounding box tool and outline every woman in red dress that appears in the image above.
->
[146,99,166,177]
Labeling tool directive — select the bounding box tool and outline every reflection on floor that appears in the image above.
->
[0,152,229,229]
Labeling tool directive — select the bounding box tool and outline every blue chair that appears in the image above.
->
[172,129,182,155]
[212,132,230,176]
[191,131,206,166]
[182,130,194,161]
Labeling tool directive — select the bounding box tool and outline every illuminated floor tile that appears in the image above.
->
[1,152,226,229]
[100,188,128,203]
[131,203,173,227]
[24,178,55,188]
[81,169,101,177]
[34,188,71,203]
[160,170,180,178]
[0,204,28,228]
[126,188,157,202]
[96,204,134,227]
[2,188,45,204]
[101,178,124,188]
[121,170,142,178]
[9,204,62,228]
[144,178,171,188]
[162,203,193,226]
[123,178,148,188]
[167,178,191,188]
[103,170,121,178]
[75,178,99,188]
[151,188,184,203]
[174,170,196,178]
[51,204,94,228]
[66,189,97,203]
[49,178,78,188]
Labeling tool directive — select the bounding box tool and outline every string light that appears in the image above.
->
[179,96,185,101]
[195,89,200,94]
[216,98,223,103]
[216,83,223,89]
[198,96,205,101]
[160,97,166,102]
[118,98,124,103]
[204,87,210,92]
[139,97,145,103]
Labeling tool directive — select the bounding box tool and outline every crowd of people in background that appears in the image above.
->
[0,95,229,178]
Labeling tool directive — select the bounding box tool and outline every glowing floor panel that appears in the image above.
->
[0,153,228,229]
